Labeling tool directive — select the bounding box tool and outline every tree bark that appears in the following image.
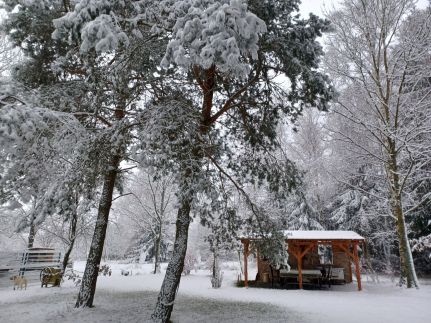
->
[151,197,192,322]
[151,65,215,322]
[393,199,418,288]
[27,200,38,248]
[75,154,121,308]
[62,208,78,273]
[154,229,161,274]
[211,248,222,288]
[387,141,419,288]
[27,222,36,248]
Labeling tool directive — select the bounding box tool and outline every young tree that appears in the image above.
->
[37,191,96,272]
[285,109,333,220]
[325,0,431,287]
[116,170,176,274]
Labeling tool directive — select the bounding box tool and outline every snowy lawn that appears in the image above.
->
[0,262,430,323]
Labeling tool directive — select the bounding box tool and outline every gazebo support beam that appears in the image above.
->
[333,241,362,291]
[290,242,315,289]
[243,239,249,288]
[353,241,362,291]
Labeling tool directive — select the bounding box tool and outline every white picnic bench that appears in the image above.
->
[0,248,62,276]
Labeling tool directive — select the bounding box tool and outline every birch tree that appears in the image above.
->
[325,0,431,288]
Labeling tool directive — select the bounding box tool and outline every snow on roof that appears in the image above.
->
[283,230,364,240]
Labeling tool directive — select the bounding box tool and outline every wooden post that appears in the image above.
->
[298,255,303,289]
[353,241,362,291]
[243,239,249,288]
[256,248,259,273]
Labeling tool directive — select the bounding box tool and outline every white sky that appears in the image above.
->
[299,0,341,17]
[299,0,429,17]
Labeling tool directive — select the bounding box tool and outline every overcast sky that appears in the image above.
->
[299,0,340,17]
[299,0,429,17]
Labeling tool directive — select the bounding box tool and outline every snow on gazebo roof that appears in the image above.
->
[283,230,364,240]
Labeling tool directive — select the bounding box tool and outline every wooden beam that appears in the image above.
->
[334,241,354,260]
[353,241,362,291]
[243,239,249,288]
[300,242,316,258]
[348,259,353,282]
[288,242,301,259]
[256,247,259,274]
[298,254,303,289]
[297,242,315,290]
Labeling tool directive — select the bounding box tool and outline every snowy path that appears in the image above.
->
[0,263,430,323]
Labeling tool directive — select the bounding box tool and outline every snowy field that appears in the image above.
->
[0,262,430,323]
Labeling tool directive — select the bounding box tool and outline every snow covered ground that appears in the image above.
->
[0,261,430,323]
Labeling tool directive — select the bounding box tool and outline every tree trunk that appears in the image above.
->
[151,197,192,322]
[387,142,419,288]
[75,154,121,308]
[27,222,36,248]
[154,229,161,274]
[62,209,78,273]
[211,248,222,288]
[393,198,419,288]
[151,65,214,322]
[27,201,37,248]
[212,251,217,281]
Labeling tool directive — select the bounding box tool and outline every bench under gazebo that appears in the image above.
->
[240,230,365,291]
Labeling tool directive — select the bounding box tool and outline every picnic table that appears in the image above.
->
[278,265,346,289]
[280,268,322,284]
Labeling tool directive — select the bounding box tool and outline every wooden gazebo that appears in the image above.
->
[240,230,365,291]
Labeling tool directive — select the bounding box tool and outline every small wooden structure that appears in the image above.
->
[240,230,365,291]
[40,267,62,287]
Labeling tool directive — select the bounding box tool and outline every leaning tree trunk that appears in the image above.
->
[75,154,121,308]
[387,142,419,288]
[27,201,38,248]
[151,197,192,322]
[152,65,215,322]
[62,208,78,273]
[27,222,36,248]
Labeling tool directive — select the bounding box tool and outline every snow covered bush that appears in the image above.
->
[255,234,289,271]
[63,268,82,287]
[182,252,198,275]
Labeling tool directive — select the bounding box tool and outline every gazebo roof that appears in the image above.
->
[240,230,365,241]
[283,230,364,241]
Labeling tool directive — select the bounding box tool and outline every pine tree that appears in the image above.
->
[139,1,334,321]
